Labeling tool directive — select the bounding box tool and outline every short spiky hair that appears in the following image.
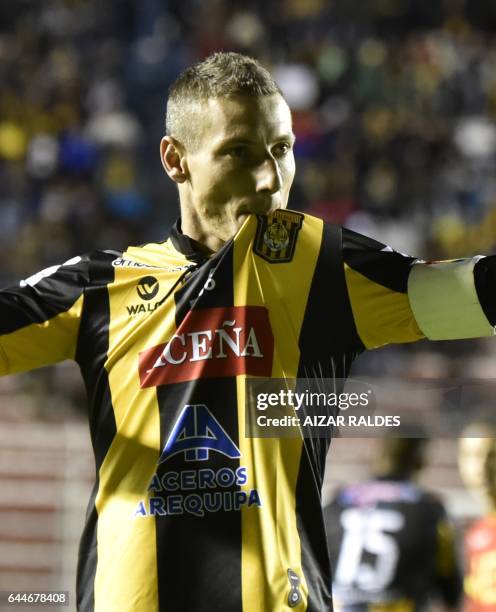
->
[165,52,283,149]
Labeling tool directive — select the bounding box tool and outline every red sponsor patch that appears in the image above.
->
[139,306,274,387]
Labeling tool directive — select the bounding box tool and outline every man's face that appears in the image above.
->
[179,93,295,243]
[459,436,496,503]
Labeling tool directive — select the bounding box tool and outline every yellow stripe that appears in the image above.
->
[0,294,83,375]
[344,263,424,349]
[0,339,8,375]
[127,240,190,268]
[94,246,184,611]
[233,213,323,611]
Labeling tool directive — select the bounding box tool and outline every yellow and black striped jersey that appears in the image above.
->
[0,210,494,612]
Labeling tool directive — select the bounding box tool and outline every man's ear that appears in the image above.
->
[160,136,188,184]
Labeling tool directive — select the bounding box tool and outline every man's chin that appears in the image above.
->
[237,203,281,221]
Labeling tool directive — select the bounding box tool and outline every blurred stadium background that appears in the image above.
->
[2,0,496,608]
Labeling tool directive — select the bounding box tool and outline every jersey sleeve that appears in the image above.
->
[342,227,495,349]
[0,255,90,376]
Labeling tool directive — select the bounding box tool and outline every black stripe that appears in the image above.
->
[295,447,333,611]
[173,237,235,318]
[474,255,496,326]
[75,250,119,612]
[155,243,242,612]
[295,223,363,611]
[76,251,119,470]
[76,484,99,612]
[298,224,364,377]
[0,257,91,334]
[342,226,416,293]
[155,378,243,612]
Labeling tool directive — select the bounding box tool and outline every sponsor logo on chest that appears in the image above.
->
[126,276,163,315]
[139,305,273,386]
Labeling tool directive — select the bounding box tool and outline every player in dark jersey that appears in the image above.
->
[459,424,496,611]
[1,52,496,611]
[325,438,462,611]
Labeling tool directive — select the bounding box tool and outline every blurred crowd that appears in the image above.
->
[2,0,496,410]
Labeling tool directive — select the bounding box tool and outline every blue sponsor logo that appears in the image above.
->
[133,405,263,518]
[159,404,240,463]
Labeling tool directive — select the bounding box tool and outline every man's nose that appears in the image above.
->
[255,157,282,194]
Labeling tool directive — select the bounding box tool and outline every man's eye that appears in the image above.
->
[228,146,249,159]
[273,143,291,157]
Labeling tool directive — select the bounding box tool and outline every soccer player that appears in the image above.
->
[1,51,496,611]
[459,424,496,611]
[325,438,462,611]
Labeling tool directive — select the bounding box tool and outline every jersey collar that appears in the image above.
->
[169,218,212,264]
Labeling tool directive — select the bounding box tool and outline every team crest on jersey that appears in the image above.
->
[253,210,303,263]
[159,404,240,463]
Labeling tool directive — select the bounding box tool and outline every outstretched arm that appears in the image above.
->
[0,255,90,376]
[342,226,495,349]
